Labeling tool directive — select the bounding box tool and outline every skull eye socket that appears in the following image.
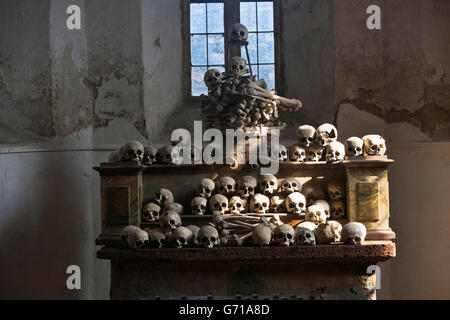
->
[128,150,134,155]
[227,184,232,189]
[169,219,175,225]
[200,205,206,209]
[201,236,208,243]
[308,137,313,141]
[283,183,288,188]
[371,145,377,150]
[354,236,361,243]
[301,152,306,156]
[292,183,297,188]
[289,204,295,209]
[305,233,311,238]
[278,233,284,239]
[239,65,244,70]
[287,234,293,240]
[269,181,275,186]
[299,203,304,208]
[240,31,245,36]
[152,210,159,216]
[208,77,213,82]
[248,187,253,192]
[210,237,216,242]
[280,151,286,156]
[215,72,220,77]
[263,202,268,207]
[221,203,227,207]
[300,138,306,142]
[356,147,361,151]
[135,240,143,247]
[309,151,315,156]
[232,65,237,70]
[136,150,142,155]
[335,151,340,156]
[213,203,220,209]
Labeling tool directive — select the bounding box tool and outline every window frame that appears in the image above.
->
[183,0,281,99]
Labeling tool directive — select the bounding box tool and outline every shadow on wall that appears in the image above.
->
[0,151,109,299]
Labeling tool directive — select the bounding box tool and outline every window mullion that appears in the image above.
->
[224,0,241,71]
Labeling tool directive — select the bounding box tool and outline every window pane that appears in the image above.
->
[192,67,208,96]
[191,34,207,66]
[190,3,206,33]
[241,32,257,65]
[240,2,257,32]
[208,35,224,65]
[257,2,273,31]
[259,64,275,90]
[258,32,274,63]
[207,3,224,33]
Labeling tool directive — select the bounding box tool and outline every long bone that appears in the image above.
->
[244,85,302,111]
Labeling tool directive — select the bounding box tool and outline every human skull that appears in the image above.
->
[217,176,236,195]
[163,202,183,215]
[236,176,257,198]
[143,146,157,165]
[345,137,364,157]
[209,194,229,215]
[274,224,295,246]
[259,174,278,195]
[120,141,144,162]
[307,143,324,162]
[270,195,286,213]
[159,210,182,235]
[191,196,208,216]
[250,193,270,214]
[285,192,306,215]
[147,227,166,248]
[363,134,386,156]
[197,178,215,198]
[305,205,327,225]
[142,202,161,222]
[342,222,367,245]
[312,199,331,218]
[230,23,249,42]
[296,221,317,231]
[152,188,174,207]
[297,125,316,148]
[186,225,200,244]
[330,200,346,219]
[302,183,327,206]
[120,225,149,249]
[328,221,343,242]
[281,178,302,194]
[296,228,316,246]
[316,123,338,146]
[156,144,174,164]
[170,226,194,248]
[198,225,220,248]
[279,144,288,162]
[228,56,247,77]
[327,181,345,200]
[289,144,307,162]
[326,141,345,162]
[313,223,335,244]
[229,196,248,215]
[252,221,273,247]
[204,69,223,90]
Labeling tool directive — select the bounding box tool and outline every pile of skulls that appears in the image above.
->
[201,23,302,130]
[283,124,387,163]
[190,175,347,219]
[251,220,367,247]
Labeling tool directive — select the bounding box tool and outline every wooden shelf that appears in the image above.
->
[97,240,395,264]
[94,156,394,175]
